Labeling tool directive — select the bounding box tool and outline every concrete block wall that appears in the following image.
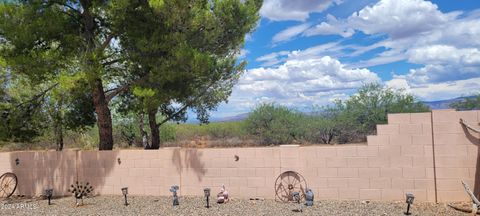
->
[0,110,478,202]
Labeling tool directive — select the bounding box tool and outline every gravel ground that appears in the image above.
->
[0,195,470,216]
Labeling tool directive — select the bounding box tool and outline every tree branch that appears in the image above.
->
[15,83,59,109]
[460,119,480,133]
[156,81,217,127]
[105,76,149,103]
[99,33,115,53]
[102,58,123,66]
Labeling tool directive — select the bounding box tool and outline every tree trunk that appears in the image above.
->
[54,118,64,151]
[54,96,64,151]
[147,109,160,149]
[91,79,114,150]
[55,122,64,151]
[139,112,149,148]
[80,1,114,150]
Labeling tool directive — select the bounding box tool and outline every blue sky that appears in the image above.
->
[207,0,480,118]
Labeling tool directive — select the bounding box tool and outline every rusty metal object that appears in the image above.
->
[0,172,17,198]
[274,171,307,202]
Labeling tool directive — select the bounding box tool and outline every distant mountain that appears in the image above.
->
[188,96,475,123]
[211,112,250,122]
[422,96,475,110]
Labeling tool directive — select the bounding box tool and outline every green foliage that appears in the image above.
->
[245,103,303,145]
[449,94,480,111]
[0,73,49,142]
[159,124,176,143]
[0,0,262,150]
[302,115,337,144]
[330,83,430,142]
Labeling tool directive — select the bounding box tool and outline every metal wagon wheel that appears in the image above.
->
[274,171,307,202]
[0,172,17,198]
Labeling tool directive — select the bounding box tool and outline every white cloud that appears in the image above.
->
[407,45,480,66]
[396,64,480,85]
[304,14,354,38]
[347,0,457,39]
[387,77,480,101]
[256,42,346,67]
[234,56,380,109]
[272,23,311,44]
[255,51,290,67]
[260,0,338,21]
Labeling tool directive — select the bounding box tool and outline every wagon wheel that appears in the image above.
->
[274,171,307,202]
[0,172,17,198]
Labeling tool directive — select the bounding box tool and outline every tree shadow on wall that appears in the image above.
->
[172,148,206,181]
[462,125,480,197]
[9,150,118,198]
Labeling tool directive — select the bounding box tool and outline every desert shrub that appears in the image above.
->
[332,83,430,142]
[245,103,303,145]
[159,124,176,143]
[302,116,337,144]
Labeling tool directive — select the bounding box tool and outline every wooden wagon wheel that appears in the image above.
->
[0,172,17,198]
[274,171,307,202]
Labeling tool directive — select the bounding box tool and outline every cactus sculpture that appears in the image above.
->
[68,181,93,206]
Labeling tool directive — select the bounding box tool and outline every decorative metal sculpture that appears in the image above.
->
[204,188,211,208]
[0,172,17,198]
[170,185,179,206]
[45,189,53,205]
[274,171,307,202]
[305,188,314,206]
[68,181,93,206]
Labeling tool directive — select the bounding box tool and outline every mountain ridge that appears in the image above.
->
[207,96,476,122]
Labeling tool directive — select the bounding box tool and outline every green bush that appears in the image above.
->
[245,103,303,145]
[159,124,176,143]
[329,83,430,142]
[302,116,337,144]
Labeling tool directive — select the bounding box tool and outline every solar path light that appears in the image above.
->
[170,185,179,206]
[305,188,314,206]
[122,187,129,206]
[405,193,414,215]
[204,188,211,208]
[45,189,53,205]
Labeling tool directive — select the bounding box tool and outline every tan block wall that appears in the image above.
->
[0,110,478,202]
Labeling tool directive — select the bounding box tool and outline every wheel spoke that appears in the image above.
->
[6,177,13,186]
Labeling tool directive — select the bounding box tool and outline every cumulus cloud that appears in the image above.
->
[260,0,339,21]
[233,56,380,109]
[386,77,480,101]
[300,0,480,83]
[346,0,457,39]
[407,45,480,66]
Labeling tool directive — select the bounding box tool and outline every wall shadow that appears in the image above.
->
[8,150,118,198]
[172,148,206,181]
[462,125,480,197]
[184,149,206,181]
